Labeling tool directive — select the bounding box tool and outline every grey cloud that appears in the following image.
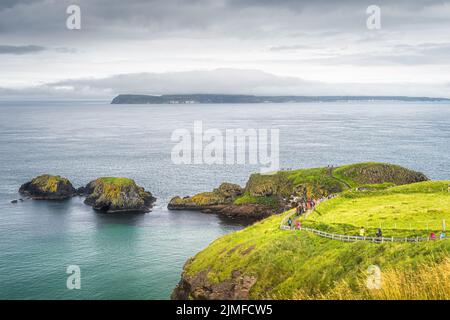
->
[0,45,45,54]
[1,0,449,41]
[308,42,450,66]
[0,45,77,55]
[0,0,42,11]
[47,69,313,96]
[2,68,448,99]
[269,44,314,52]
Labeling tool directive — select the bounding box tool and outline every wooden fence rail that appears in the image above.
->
[280,210,447,243]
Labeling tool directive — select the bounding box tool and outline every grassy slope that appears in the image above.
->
[183,181,450,299]
[172,163,427,209]
[304,181,450,237]
[31,174,71,192]
[233,162,426,206]
[97,177,135,186]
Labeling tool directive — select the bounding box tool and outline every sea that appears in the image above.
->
[0,100,449,299]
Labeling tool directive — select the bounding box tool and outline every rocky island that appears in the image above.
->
[18,175,156,213]
[80,177,156,213]
[168,162,428,221]
[19,174,77,200]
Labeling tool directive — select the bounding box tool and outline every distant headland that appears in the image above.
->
[111,94,450,104]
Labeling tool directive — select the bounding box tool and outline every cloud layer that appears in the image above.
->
[1,1,450,98]
[0,45,45,55]
[3,69,450,100]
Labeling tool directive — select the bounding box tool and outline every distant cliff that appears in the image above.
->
[111,94,450,104]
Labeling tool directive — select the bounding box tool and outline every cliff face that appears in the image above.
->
[19,175,76,200]
[172,266,257,300]
[168,182,278,220]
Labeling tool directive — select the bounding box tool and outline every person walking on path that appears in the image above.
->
[440,231,446,240]
[376,228,382,238]
[288,217,293,229]
[430,232,437,240]
[359,227,366,237]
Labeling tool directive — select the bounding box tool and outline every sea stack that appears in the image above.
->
[81,177,156,213]
[19,175,77,200]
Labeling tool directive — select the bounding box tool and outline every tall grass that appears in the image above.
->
[292,257,450,300]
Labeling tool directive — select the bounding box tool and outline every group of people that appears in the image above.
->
[287,217,301,230]
[359,227,382,238]
[359,226,447,241]
[295,199,316,215]
[286,195,336,230]
[293,194,335,216]
[429,231,447,240]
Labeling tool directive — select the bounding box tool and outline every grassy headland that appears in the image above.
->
[172,164,449,300]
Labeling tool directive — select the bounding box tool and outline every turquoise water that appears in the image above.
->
[0,101,449,299]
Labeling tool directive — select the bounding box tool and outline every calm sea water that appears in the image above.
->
[0,101,449,299]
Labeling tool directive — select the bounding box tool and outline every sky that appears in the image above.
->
[2,0,450,99]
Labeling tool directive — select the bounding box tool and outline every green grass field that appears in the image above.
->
[302,181,450,237]
[184,208,450,299]
[182,179,450,299]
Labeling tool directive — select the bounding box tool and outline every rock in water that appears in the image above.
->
[82,177,156,213]
[19,175,76,200]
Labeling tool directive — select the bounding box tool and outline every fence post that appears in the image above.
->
[443,220,446,231]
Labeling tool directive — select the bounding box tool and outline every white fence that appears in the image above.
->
[280,211,448,243]
[281,225,447,243]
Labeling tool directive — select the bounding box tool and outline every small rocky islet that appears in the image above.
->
[80,177,156,213]
[18,174,156,213]
[19,175,77,200]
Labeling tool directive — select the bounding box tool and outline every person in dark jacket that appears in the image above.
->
[376,228,382,238]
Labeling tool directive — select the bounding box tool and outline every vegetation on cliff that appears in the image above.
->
[83,177,156,213]
[173,179,449,300]
[169,163,428,219]
[19,174,76,200]
[169,182,243,209]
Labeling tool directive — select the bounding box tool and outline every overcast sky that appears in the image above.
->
[2,0,450,99]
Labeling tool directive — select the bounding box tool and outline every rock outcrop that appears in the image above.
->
[172,266,257,300]
[81,177,156,213]
[168,182,273,219]
[19,175,76,200]
[168,182,243,209]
